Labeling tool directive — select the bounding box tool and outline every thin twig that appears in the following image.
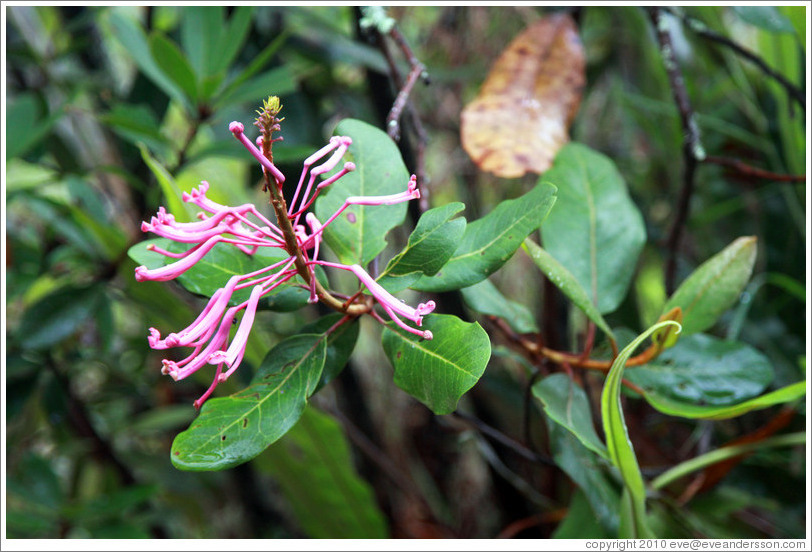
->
[666,7,805,111]
[385,26,430,141]
[704,155,806,183]
[375,21,430,211]
[648,7,703,295]
[522,369,545,456]
[451,411,555,467]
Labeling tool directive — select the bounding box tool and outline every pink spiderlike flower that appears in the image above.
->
[136,117,431,408]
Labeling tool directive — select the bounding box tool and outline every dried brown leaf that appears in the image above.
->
[461,14,585,178]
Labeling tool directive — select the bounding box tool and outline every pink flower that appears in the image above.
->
[136,118,432,407]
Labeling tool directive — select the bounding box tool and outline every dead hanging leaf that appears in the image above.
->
[461,14,585,178]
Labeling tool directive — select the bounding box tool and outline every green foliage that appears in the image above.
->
[625,333,773,406]
[601,321,680,537]
[522,237,614,339]
[382,314,491,415]
[662,236,757,335]
[643,381,806,421]
[5,5,805,539]
[171,333,327,470]
[460,279,539,334]
[378,202,467,292]
[315,119,411,265]
[414,181,557,292]
[257,407,389,538]
[533,373,608,458]
[540,143,646,314]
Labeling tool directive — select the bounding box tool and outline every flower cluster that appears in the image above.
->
[135,112,434,408]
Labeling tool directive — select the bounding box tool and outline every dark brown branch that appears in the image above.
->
[385,26,429,139]
[648,7,702,295]
[704,155,806,183]
[451,411,555,468]
[667,7,805,111]
[375,21,431,211]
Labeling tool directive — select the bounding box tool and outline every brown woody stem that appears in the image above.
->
[262,170,370,316]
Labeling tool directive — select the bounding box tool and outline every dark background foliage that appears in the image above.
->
[4,5,807,539]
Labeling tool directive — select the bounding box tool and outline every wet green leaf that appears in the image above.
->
[460,278,539,334]
[257,407,388,538]
[414,182,557,292]
[540,143,646,314]
[601,320,679,537]
[382,314,491,415]
[171,333,327,470]
[626,334,773,406]
[522,237,614,339]
[533,373,607,458]
[378,202,466,292]
[663,236,757,335]
[315,119,411,266]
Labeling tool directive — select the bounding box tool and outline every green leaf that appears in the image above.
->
[99,103,169,152]
[129,239,317,309]
[6,93,63,159]
[127,238,171,269]
[552,489,613,538]
[180,7,223,79]
[651,432,806,491]
[377,202,466,292]
[460,279,539,334]
[732,6,796,34]
[522,237,615,340]
[165,241,296,305]
[139,145,197,222]
[533,373,608,459]
[17,284,105,350]
[642,381,806,420]
[414,182,557,292]
[540,143,646,314]
[214,29,291,104]
[315,119,411,266]
[214,66,297,108]
[299,314,360,391]
[5,159,58,193]
[601,320,680,538]
[547,422,620,535]
[171,333,327,470]
[148,32,198,104]
[663,236,757,335]
[211,6,254,76]
[625,334,773,406]
[381,314,491,415]
[256,407,388,538]
[105,11,188,107]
